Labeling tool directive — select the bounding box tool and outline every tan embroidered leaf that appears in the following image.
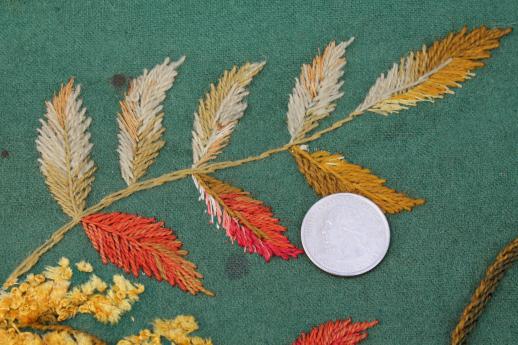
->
[192,62,265,166]
[290,146,424,213]
[118,57,184,185]
[287,39,353,142]
[36,79,95,218]
[356,26,512,115]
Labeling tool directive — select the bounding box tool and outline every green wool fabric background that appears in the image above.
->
[0,1,517,344]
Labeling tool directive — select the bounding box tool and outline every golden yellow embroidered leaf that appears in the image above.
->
[356,26,512,115]
[36,79,96,218]
[290,146,424,213]
[192,62,265,167]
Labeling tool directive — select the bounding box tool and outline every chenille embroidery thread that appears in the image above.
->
[81,213,213,296]
[0,258,144,344]
[0,257,376,345]
[3,27,510,307]
[0,258,216,345]
[190,62,303,261]
[291,318,378,345]
[451,236,518,345]
[117,316,213,345]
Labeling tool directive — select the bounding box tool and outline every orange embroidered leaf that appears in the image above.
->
[356,26,511,115]
[290,146,424,214]
[292,318,378,345]
[193,174,303,262]
[81,212,213,296]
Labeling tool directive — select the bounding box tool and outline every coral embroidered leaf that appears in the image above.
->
[36,79,95,218]
[292,318,378,345]
[192,62,265,167]
[81,212,212,296]
[356,26,512,115]
[287,39,353,142]
[118,57,185,185]
[193,174,303,261]
[290,146,424,213]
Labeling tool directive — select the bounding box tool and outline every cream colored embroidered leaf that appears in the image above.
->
[356,26,511,115]
[287,39,354,142]
[36,79,95,218]
[192,62,265,166]
[118,57,185,185]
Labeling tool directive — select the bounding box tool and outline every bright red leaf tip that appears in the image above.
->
[81,212,213,296]
[292,318,378,345]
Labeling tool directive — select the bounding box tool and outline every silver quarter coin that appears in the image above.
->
[301,193,390,276]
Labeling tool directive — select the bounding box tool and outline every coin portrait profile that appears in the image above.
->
[301,193,390,276]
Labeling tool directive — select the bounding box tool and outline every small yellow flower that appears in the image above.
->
[75,261,94,273]
[120,315,212,345]
[0,257,144,340]
[44,259,73,282]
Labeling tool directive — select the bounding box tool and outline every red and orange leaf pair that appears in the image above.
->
[193,174,303,262]
[292,318,378,345]
[82,212,212,296]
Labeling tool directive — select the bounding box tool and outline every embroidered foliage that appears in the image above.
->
[287,39,353,142]
[82,212,212,296]
[290,146,424,213]
[0,258,215,345]
[20,26,510,297]
[0,326,107,345]
[193,174,303,261]
[2,259,374,344]
[117,315,213,345]
[36,79,95,218]
[0,258,143,343]
[356,26,512,115]
[291,318,378,345]
[192,62,265,167]
[190,63,303,262]
[118,57,185,185]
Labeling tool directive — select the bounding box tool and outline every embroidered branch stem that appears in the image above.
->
[5,26,511,289]
[3,111,359,288]
[451,236,518,345]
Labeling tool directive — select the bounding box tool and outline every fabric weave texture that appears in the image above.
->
[0,1,516,344]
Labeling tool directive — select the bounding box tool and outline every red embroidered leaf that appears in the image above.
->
[193,174,304,262]
[81,212,213,296]
[292,318,378,345]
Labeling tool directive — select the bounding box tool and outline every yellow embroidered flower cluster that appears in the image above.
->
[0,328,105,345]
[0,257,144,344]
[118,315,213,345]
